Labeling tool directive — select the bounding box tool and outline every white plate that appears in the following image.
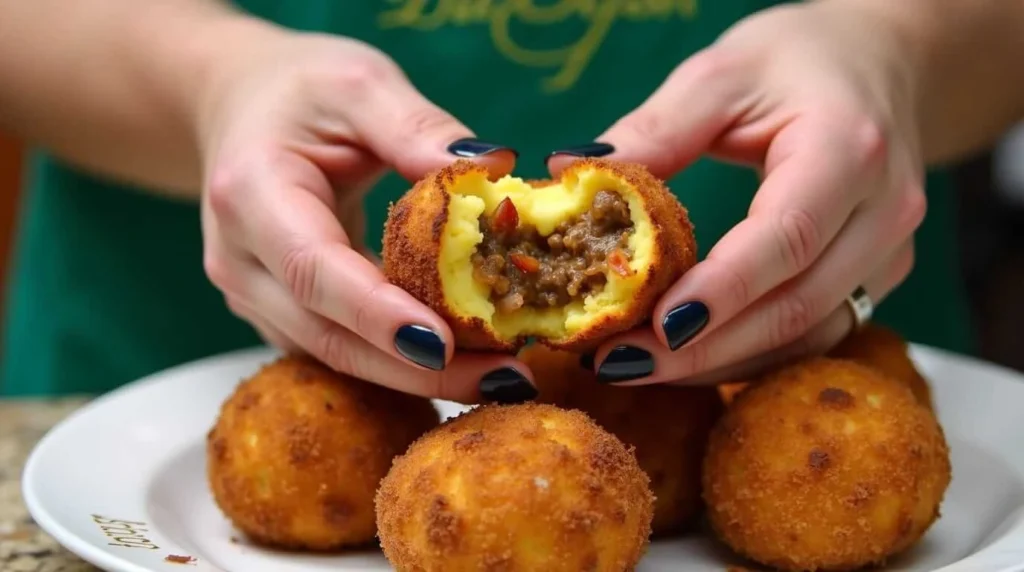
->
[20,345,1024,572]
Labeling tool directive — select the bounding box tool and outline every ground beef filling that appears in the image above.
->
[470,190,635,314]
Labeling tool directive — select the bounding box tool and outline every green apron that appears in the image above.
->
[0,0,973,396]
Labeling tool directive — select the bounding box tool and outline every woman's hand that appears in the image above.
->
[198,26,534,403]
[550,2,927,385]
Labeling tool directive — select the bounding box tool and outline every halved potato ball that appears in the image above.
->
[703,358,951,571]
[521,343,722,536]
[829,323,933,410]
[383,158,697,352]
[375,403,654,572]
[206,355,440,550]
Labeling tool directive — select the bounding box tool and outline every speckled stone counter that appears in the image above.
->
[0,398,99,571]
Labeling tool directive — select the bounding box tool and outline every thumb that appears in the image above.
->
[554,50,749,180]
[349,78,516,182]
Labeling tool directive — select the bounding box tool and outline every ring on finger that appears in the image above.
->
[844,285,874,331]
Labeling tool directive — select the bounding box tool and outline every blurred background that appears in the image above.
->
[0,128,1021,373]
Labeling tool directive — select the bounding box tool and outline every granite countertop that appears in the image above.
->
[0,398,99,571]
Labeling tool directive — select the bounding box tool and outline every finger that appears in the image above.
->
[345,69,516,181]
[244,268,536,404]
[665,305,858,387]
[247,309,300,352]
[547,48,752,179]
[666,257,900,389]
[212,241,301,353]
[591,219,915,386]
[210,153,458,372]
[653,117,900,352]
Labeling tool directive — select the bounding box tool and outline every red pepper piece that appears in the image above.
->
[608,249,634,277]
[509,253,540,273]
[491,197,519,234]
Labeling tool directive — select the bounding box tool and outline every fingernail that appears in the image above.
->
[479,368,538,404]
[394,325,446,371]
[662,301,710,351]
[596,346,654,384]
[545,142,615,165]
[447,137,518,158]
[579,352,595,371]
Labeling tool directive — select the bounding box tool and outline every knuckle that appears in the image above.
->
[672,46,751,103]
[678,47,742,87]
[677,341,709,378]
[203,251,234,292]
[223,295,247,319]
[718,263,752,312]
[205,164,245,226]
[897,183,928,233]
[280,244,322,308]
[621,110,667,146]
[849,116,888,168]
[776,207,821,272]
[769,292,815,349]
[427,371,458,402]
[401,105,459,140]
[333,56,392,95]
[352,282,386,340]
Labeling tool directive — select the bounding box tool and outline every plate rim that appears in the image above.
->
[21,346,275,572]
[20,343,1024,572]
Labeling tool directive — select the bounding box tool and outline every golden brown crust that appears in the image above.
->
[383,162,503,350]
[702,358,951,571]
[523,344,722,536]
[717,382,750,406]
[206,355,440,550]
[828,323,933,410]
[382,158,698,353]
[720,324,932,410]
[375,403,654,572]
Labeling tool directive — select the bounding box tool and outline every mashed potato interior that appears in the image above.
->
[439,168,654,341]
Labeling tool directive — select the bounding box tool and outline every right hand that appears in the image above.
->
[197,24,534,404]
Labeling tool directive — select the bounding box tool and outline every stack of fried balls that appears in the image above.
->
[206,159,951,571]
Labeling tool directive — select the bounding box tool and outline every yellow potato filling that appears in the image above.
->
[439,168,655,341]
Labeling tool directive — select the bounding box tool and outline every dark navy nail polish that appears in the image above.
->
[596,346,654,384]
[447,137,518,158]
[545,142,615,165]
[662,302,710,351]
[394,325,446,371]
[579,352,595,371]
[480,368,538,404]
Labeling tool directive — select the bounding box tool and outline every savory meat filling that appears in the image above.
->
[471,190,635,313]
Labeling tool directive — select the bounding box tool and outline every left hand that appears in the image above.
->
[549,2,927,385]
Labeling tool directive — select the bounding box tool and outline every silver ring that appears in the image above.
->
[845,286,873,330]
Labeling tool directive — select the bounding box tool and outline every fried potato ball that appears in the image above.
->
[383,158,697,353]
[703,358,951,571]
[206,355,440,550]
[829,323,933,410]
[375,403,654,572]
[719,324,932,410]
[521,343,722,536]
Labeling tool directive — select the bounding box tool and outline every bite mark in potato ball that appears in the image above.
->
[374,403,654,572]
[206,355,440,550]
[703,358,951,572]
[383,158,697,352]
